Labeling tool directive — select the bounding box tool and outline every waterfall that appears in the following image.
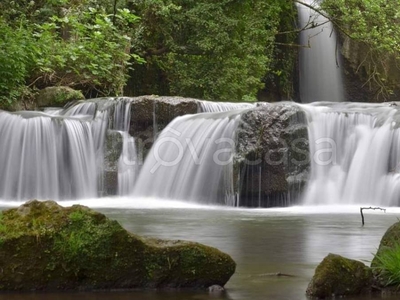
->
[5,96,400,207]
[112,100,138,196]
[132,111,243,205]
[0,98,138,201]
[302,102,400,206]
[198,100,255,112]
[0,111,97,200]
[297,0,344,102]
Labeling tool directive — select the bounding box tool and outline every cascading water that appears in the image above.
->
[58,98,138,196]
[0,97,257,203]
[302,102,400,206]
[0,98,138,201]
[5,94,400,208]
[113,100,138,195]
[297,0,344,103]
[0,111,97,200]
[199,101,255,113]
[132,110,244,205]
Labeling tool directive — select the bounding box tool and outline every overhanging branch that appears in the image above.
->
[294,0,352,38]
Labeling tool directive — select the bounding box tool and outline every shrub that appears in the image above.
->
[0,19,36,107]
[373,242,400,286]
[0,0,144,108]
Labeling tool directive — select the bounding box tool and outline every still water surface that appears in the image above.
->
[1,199,400,300]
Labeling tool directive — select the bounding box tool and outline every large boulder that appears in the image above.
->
[234,102,309,207]
[129,96,199,159]
[306,254,372,299]
[0,200,235,291]
[36,86,84,107]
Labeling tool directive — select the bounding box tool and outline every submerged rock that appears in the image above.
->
[0,200,235,291]
[208,284,225,294]
[306,253,372,299]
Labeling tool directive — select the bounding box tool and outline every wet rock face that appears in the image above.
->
[129,96,199,161]
[306,253,372,299]
[0,200,236,291]
[341,36,400,102]
[101,130,123,196]
[234,102,309,207]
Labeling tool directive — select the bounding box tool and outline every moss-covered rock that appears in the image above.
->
[36,86,84,107]
[372,222,400,266]
[0,200,235,291]
[306,253,372,299]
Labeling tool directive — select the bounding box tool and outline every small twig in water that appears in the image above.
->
[360,207,386,226]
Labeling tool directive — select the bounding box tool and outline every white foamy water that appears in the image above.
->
[198,100,255,112]
[0,112,97,200]
[132,110,244,205]
[302,102,400,206]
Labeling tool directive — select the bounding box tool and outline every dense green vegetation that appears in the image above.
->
[0,0,142,109]
[321,0,400,99]
[0,0,298,109]
[1,0,399,109]
[129,0,297,101]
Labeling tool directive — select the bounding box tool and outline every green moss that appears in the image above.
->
[306,253,372,298]
[0,200,235,291]
[36,86,84,107]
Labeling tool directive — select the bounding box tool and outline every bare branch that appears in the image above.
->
[360,207,386,226]
[294,0,352,38]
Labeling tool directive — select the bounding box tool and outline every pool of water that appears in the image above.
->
[0,199,399,300]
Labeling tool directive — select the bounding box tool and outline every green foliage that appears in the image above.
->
[0,0,143,108]
[0,0,299,105]
[33,5,141,95]
[322,0,400,53]
[321,0,400,99]
[0,19,35,107]
[373,243,400,287]
[263,1,298,100]
[130,0,295,101]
